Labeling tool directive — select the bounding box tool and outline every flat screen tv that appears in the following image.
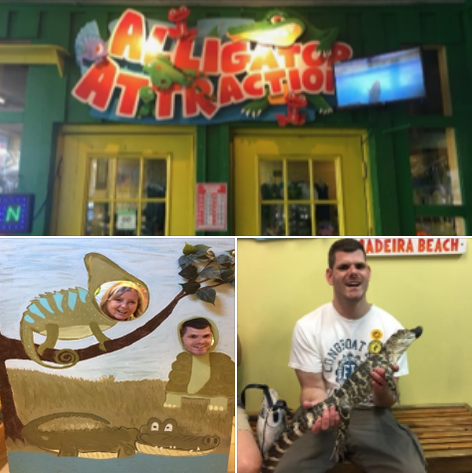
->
[333,47,426,109]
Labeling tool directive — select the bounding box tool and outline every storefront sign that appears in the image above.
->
[72,7,352,125]
[0,194,34,233]
[195,183,227,231]
[358,238,466,256]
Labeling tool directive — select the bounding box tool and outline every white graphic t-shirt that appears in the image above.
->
[289,303,408,405]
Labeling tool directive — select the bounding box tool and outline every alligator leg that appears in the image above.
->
[117,443,137,457]
[207,396,228,412]
[332,405,351,462]
[38,324,59,356]
[163,392,182,408]
[385,366,399,403]
[306,94,333,115]
[58,446,79,456]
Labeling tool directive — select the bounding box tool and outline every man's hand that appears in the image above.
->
[371,363,399,407]
[302,402,340,434]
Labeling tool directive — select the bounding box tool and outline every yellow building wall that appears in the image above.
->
[237,238,472,413]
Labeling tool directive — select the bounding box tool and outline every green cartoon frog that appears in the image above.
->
[137,55,202,118]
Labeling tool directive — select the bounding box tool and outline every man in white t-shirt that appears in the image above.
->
[275,238,426,473]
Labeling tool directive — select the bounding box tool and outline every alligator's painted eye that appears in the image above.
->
[288,92,295,99]
[169,9,177,16]
[164,423,174,432]
[151,422,159,431]
[270,15,285,24]
[180,5,188,11]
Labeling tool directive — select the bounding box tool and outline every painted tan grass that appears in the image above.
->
[6,368,234,455]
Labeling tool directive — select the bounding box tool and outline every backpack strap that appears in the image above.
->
[240,384,274,409]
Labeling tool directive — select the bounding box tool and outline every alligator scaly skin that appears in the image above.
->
[262,327,423,472]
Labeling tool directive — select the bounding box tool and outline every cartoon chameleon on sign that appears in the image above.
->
[226,9,342,118]
[137,55,209,118]
[20,253,149,369]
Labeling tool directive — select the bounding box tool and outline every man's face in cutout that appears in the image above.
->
[181,326,213,355]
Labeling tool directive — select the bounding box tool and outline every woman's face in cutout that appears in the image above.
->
[106,289,138,320]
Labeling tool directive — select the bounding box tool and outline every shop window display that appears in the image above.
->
[86,156,167,236]
[409,128,464,236]
[0,65,27,112]
[415,216,465,236]
[409,128,461,206]
[259,158,340,236]
[0,124,22,193]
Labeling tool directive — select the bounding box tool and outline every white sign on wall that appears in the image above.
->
[358,238,466,256]
[116,210,137,230]
[195,183,227,231]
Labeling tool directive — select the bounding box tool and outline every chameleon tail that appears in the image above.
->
[19,322,80,370]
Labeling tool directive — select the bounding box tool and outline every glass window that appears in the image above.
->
[416,217,465,236]
[0,65,28,112]
[85,155,167,236]
[259,157,341,236]
[409,128,461,205]
[0,123,22,193]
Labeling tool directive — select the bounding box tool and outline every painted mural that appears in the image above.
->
[72,7,353,125]
[0,238,235,473]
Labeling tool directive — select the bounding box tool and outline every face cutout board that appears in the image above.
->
[0,238,235,473]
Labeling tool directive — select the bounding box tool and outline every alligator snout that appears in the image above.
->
[412,326,423,338]
[203,435,220,447]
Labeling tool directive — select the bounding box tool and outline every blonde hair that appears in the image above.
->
[100,281,146,319]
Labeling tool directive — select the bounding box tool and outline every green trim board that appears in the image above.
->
[0,45,69,76]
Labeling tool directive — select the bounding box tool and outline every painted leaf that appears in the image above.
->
[180,281,201,294]
[220,268,234,282]
[217,254,232,265]
[196,287,216,304]
[194,244,211,252]
[178,265,198,279]
[178,254,195,268]
[183,243,197,255]
[199,266,221,279]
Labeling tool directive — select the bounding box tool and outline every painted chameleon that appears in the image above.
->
[20,252,148,369]
[226,9,340,117]
[261,326,423,472]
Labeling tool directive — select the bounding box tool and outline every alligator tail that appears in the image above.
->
[19,322,80,370]
[23,412,111,439]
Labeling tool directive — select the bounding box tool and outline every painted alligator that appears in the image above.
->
[19,253,148,369]
[136,417,220,456]
[261,327,423,472]
[23,412,220,458]
[226,9,341,117]
[22,412,139,458]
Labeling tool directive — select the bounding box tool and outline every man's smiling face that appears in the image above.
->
[181,326,213,356]
[326,249,371,303]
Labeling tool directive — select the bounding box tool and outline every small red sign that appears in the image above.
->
[195,183,227,231]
